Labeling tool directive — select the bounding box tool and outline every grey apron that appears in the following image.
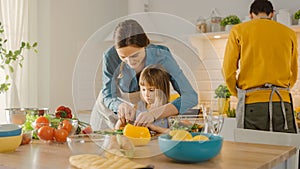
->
[236,83,298,132]
[90,89,140,131]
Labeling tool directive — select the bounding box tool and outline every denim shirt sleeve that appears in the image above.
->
[101,46,122,112]
[146,45,198,114]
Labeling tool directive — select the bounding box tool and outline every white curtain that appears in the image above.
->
[0,0,31,123]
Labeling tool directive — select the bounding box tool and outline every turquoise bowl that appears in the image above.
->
[158,132,223,163]
[0,124,22,137]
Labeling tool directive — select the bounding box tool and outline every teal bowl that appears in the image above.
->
[158,132,223,163]
[0,124,22,137]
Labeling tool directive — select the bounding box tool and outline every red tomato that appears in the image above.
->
[54,129,68,143]
[56,110,67,118]
[61,119,73,134]
[35,116,50,129]
[64,107,72,114]
[82,126,93,134]
[55,105,72,118]
[56,105,66,112]
[38,126,54,141]
[66,113,72,118]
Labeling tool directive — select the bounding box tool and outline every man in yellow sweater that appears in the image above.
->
[223,0,298,133]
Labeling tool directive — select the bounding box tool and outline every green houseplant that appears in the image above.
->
[294,10,300,25]
[214,84,235,117]
[220,15,241,26]
[214,84,231,99]
[294,10,300,20]
[0,22,37,93]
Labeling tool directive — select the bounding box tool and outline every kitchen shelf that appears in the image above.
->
[290,25,300,32]
[191,24,300,40]
[189,24,300,60]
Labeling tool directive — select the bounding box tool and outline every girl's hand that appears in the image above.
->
[118,103,135,122]
[115,118,126,130]
[134,111,155,126]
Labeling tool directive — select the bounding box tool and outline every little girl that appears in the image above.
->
[115,64,171,133]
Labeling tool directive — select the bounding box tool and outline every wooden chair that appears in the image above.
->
[234,128,300,169]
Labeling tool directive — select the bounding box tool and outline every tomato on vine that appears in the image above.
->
[37,126,54,141]
[35,116,50,129]
[54,128,68,143]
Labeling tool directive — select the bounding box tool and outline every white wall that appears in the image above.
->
[149,0,300,25]
[36,0,128,113]
[34,0,300,115]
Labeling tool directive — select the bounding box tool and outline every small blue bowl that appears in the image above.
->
[158,132,223,163]
[0,124,22,137]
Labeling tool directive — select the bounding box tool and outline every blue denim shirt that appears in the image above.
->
[101,44,198,114]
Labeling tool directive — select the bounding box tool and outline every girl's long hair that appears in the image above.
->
[139,64,170,109]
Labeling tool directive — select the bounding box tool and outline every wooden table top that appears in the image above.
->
[0,139,296,169]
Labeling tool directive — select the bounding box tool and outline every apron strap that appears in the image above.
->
[237,83,290,131]
[266,84,289,131]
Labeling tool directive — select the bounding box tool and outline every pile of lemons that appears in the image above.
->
[169,130,209,141]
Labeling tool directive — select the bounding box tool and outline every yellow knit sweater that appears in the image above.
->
[223,19,298,103]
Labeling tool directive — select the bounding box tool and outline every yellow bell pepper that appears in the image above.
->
[123,123,151,139]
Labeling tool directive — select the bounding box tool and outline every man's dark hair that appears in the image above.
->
[250,0,274,15]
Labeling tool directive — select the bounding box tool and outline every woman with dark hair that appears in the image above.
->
[90,19,198,130]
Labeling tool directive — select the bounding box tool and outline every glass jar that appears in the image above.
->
[211,16,222,32]
[209,8,222,32]
[196,17,207,33]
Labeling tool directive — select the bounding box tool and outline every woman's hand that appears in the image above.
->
[118,102,135,122]
[134,111,155,126]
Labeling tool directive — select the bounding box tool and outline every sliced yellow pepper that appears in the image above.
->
[123,123,151,139]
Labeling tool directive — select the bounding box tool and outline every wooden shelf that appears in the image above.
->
[189,31,228,40]
[190,24,300,40]
[189,24,300,60]
[290,25,300,32]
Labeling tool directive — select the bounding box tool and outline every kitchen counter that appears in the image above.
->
[0,139,296,169]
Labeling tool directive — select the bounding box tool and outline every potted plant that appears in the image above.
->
[220,15,241,31]
[214,84,233,116]
[0,22,37,93]
[294,10,300,24]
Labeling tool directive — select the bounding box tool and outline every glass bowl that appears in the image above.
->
[5,108,49,125]
[102,134,135,158]
[168,115,205,132]
[64,119,79,136]
[67,134,105,155]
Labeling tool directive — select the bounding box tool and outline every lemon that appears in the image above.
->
[192,135,209,141]
[169,130,179,137]
[170,130,193,141]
